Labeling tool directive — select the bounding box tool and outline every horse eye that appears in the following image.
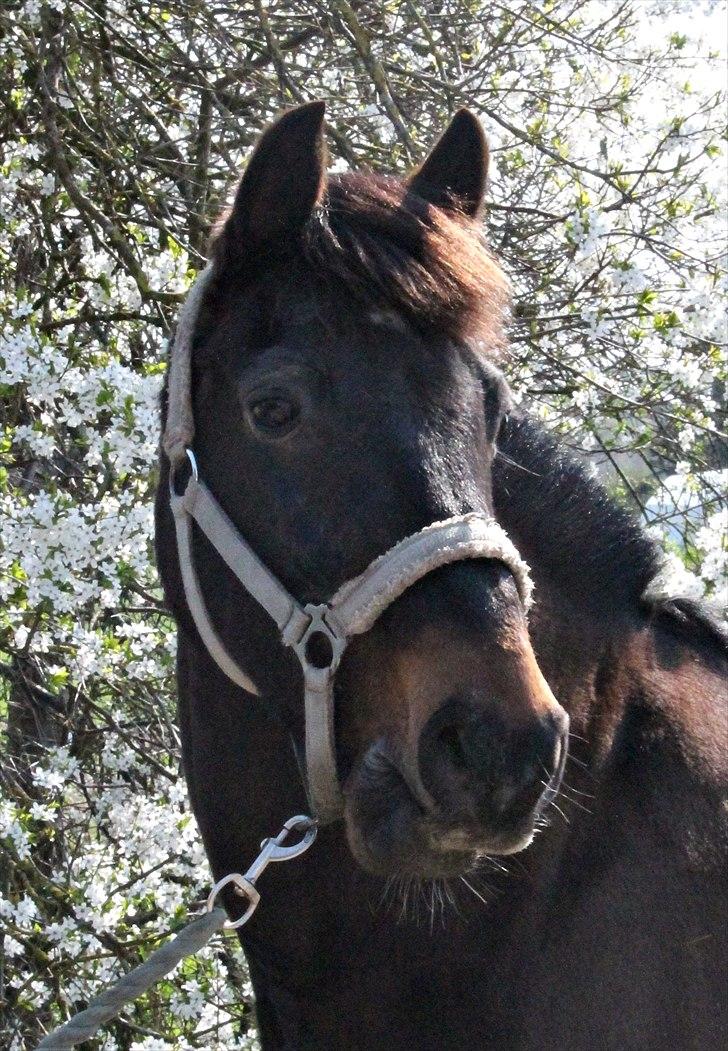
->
[246,395,300,436]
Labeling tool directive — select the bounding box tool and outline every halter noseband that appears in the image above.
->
[164,266,533,824]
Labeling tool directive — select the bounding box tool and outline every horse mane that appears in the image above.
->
[496,412,727,659]
[211,171,509,351]
[497,412,660,613]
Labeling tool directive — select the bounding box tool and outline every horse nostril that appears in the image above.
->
[438,722,469,769]
[419,701,568,824]
[490,762,546,821]
[496,718,567,821]
[419,699,500,807]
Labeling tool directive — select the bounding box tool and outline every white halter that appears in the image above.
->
[164,266,533,824]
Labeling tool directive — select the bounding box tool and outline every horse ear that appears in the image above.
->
[218,101,328,263]
[408,109,489,218]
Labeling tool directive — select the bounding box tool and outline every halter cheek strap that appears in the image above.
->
[164,269,534,825]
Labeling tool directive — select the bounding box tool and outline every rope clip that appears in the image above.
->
[205,815,317,929]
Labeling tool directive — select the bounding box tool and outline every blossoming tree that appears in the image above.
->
[0,1,725,1047]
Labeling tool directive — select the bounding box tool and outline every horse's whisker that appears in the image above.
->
[558,791,593,815]
[559,778,595,799]
[460,875,490,907]
[548,799,571,826]
[565,753,589,770]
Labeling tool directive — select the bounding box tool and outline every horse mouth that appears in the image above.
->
[342,744,543,879]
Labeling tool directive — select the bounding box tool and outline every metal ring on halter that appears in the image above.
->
[291,603,347,675]
[185,447,199,481]
[169,447,199,499]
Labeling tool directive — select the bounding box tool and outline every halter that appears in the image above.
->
[163,266,533,825]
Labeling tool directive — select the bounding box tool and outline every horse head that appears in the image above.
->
[159,102,568,879]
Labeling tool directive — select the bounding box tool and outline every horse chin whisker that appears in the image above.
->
[478,853,510,875]
[441,876,462,919]
[458,874,491,908]
[375,871,468,929]
[397,874,414,926]
[378,874,396,910]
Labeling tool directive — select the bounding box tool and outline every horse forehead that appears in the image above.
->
[210,280,473,403]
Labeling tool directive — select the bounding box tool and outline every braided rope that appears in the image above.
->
[35,907,226,1050]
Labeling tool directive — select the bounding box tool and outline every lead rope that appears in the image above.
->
[35,815,317,1050]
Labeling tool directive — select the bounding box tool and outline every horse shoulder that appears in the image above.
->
[595,600,727,895]
[515,605,727,1050]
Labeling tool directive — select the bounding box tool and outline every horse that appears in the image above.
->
[154,102,727,1049]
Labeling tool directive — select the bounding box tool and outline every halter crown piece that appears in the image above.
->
[164,265,534,825]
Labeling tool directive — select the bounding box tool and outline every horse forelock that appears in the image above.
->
[209,170,509,352]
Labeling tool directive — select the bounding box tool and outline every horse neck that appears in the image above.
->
[492,412,658,752]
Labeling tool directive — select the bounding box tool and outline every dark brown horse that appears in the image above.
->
[155,103,727,1049]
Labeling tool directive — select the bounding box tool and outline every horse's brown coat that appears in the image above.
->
[155,104,727,1049]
